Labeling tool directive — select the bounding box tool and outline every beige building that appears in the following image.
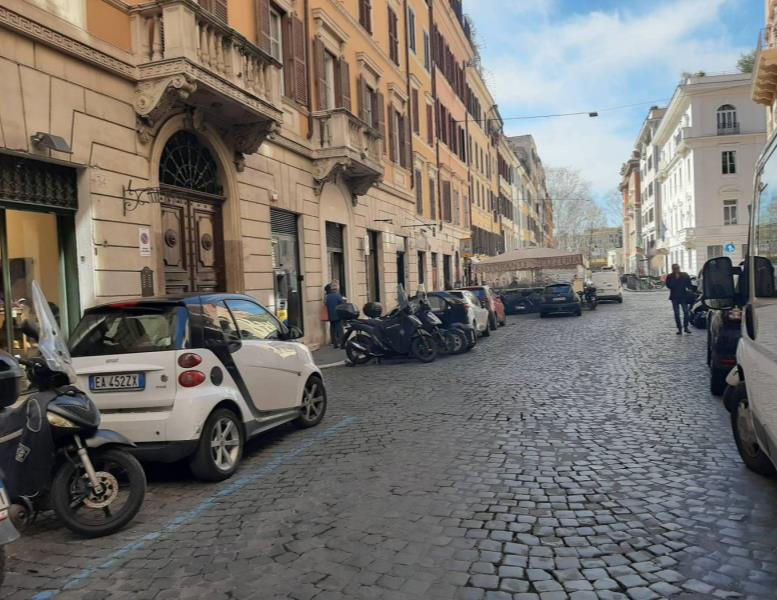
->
[507,135,552,248]
[619,152,642,274]
[0,0,547,350]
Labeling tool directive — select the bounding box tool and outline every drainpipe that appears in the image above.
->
[403,0,415,191]
[304,0,314,140]
[429,0,442,226]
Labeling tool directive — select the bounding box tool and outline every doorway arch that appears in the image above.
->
[159,131,226,293]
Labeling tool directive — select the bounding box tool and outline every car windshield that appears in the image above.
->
[546,284,571,294]
[70,305,180,357]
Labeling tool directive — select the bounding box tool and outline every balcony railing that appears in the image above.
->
[312,109,383,199]
[717,123,740,135]
[130,0,283,144]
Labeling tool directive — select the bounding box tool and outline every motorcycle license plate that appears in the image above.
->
[89,373,145,392]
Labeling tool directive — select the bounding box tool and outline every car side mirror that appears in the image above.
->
[702,256,736,310]
[286,326,303,340]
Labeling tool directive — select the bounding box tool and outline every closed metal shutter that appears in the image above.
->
[270,208,297,236]
[326,222,344,251]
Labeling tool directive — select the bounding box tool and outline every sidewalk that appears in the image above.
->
[310,344,347,369]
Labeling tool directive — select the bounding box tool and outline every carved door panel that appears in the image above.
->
[162,199,189,295]
[162,195,225,294]
[191,200,224,293]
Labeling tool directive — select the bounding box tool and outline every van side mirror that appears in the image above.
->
[702,256,736,310]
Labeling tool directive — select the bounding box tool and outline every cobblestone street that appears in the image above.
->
[5,292,777,600]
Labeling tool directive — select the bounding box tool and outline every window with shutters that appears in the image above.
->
[324,51,336,110]
[426,103,433,145]
[442,181,452,222]
[411,89,420,135]
[363,84,375,128]
[429,177,437,219]
[269,8,282,62]
[359,0,372,34]
[407,7,416,53]
[388,7,399,65]
[423,31,430,71]
[281,13,307,105]
[415,169,423,214]
[201,0,227,22]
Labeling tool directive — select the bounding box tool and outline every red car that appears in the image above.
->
[460,286,506,330]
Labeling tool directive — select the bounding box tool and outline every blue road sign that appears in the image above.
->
[724,243,736,254]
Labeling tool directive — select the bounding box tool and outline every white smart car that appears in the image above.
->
[446,290,491,337]
[68,294,327,481]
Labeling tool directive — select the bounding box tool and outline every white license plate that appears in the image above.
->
[553,297,566,302]
[89,373,145,392]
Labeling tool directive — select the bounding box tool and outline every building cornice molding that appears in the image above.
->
[0,4,136,80]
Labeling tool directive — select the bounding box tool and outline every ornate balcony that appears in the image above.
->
[311,109,383,203]
[130,0,283,160]
[753,27,777,106]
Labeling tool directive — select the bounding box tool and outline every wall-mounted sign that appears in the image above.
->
[139,227,151,257]
[724,243,736,254]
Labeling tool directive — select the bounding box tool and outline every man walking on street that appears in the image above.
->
[666,263,692,335]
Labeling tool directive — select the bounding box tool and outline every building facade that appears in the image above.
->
[0,0,547,349]
[753,0,777,139]
[507,135,552,248]
[635,106,667,276]
[619,153,641,274]
[654,73,766,275]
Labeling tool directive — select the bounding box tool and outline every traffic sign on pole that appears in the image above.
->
[724,243,736,254]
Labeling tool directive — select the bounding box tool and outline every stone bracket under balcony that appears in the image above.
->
[754,28,777,105]
[312,109,384,204]
[131,1,283,163]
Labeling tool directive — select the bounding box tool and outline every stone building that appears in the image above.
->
[0,0,550,349]
[619,152,642,274]
[635,106,667,276]
[507,135,553,248]
[654,73,766,275]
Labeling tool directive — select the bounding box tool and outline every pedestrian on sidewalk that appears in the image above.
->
[666,263,692,335]
[324,281,346,348]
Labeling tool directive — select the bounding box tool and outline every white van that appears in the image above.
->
[702,133,777,477]
[591,270,623,303]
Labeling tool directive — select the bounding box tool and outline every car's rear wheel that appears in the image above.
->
[710,368,728,396]
[575,309,582,316]
[481,321,491,336]
[297,376,327,428]
[731,385,776,477]
[190,408,244,482]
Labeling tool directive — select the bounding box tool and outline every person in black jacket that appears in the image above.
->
[666,263,692,334]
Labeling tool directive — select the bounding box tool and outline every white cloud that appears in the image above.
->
[474,0,753,192]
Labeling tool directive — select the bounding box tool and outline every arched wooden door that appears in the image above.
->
[159,132,226,294]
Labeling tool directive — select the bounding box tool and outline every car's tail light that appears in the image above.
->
[179,370,206,387]
[178,353,203,368]
[720,358,737,366]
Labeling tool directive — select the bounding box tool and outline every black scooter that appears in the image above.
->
[580,284,598,310]
[342,286,437,365]
[0,282,146,538]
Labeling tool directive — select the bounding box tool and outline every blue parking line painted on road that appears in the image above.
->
[30,416,356,600]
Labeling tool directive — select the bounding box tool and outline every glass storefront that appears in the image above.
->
[0,154,79,360]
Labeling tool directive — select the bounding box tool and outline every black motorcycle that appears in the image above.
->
[580,284,598,310]
[413,289,468,355]
[0,469,18,588]
[0,282,146,538]
[343,286,437,365]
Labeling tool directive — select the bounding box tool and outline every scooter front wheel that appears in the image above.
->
[411,336,437,363]
[51,447,146,538]
[345,334,373,365]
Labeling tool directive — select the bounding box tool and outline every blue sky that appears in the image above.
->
[468,0,763,209]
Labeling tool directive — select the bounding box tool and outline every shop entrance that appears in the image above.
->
[159,132,226,294]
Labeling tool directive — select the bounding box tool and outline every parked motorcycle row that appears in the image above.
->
[338,285,502,366]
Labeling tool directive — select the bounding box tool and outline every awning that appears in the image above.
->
[472,248,587,274]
